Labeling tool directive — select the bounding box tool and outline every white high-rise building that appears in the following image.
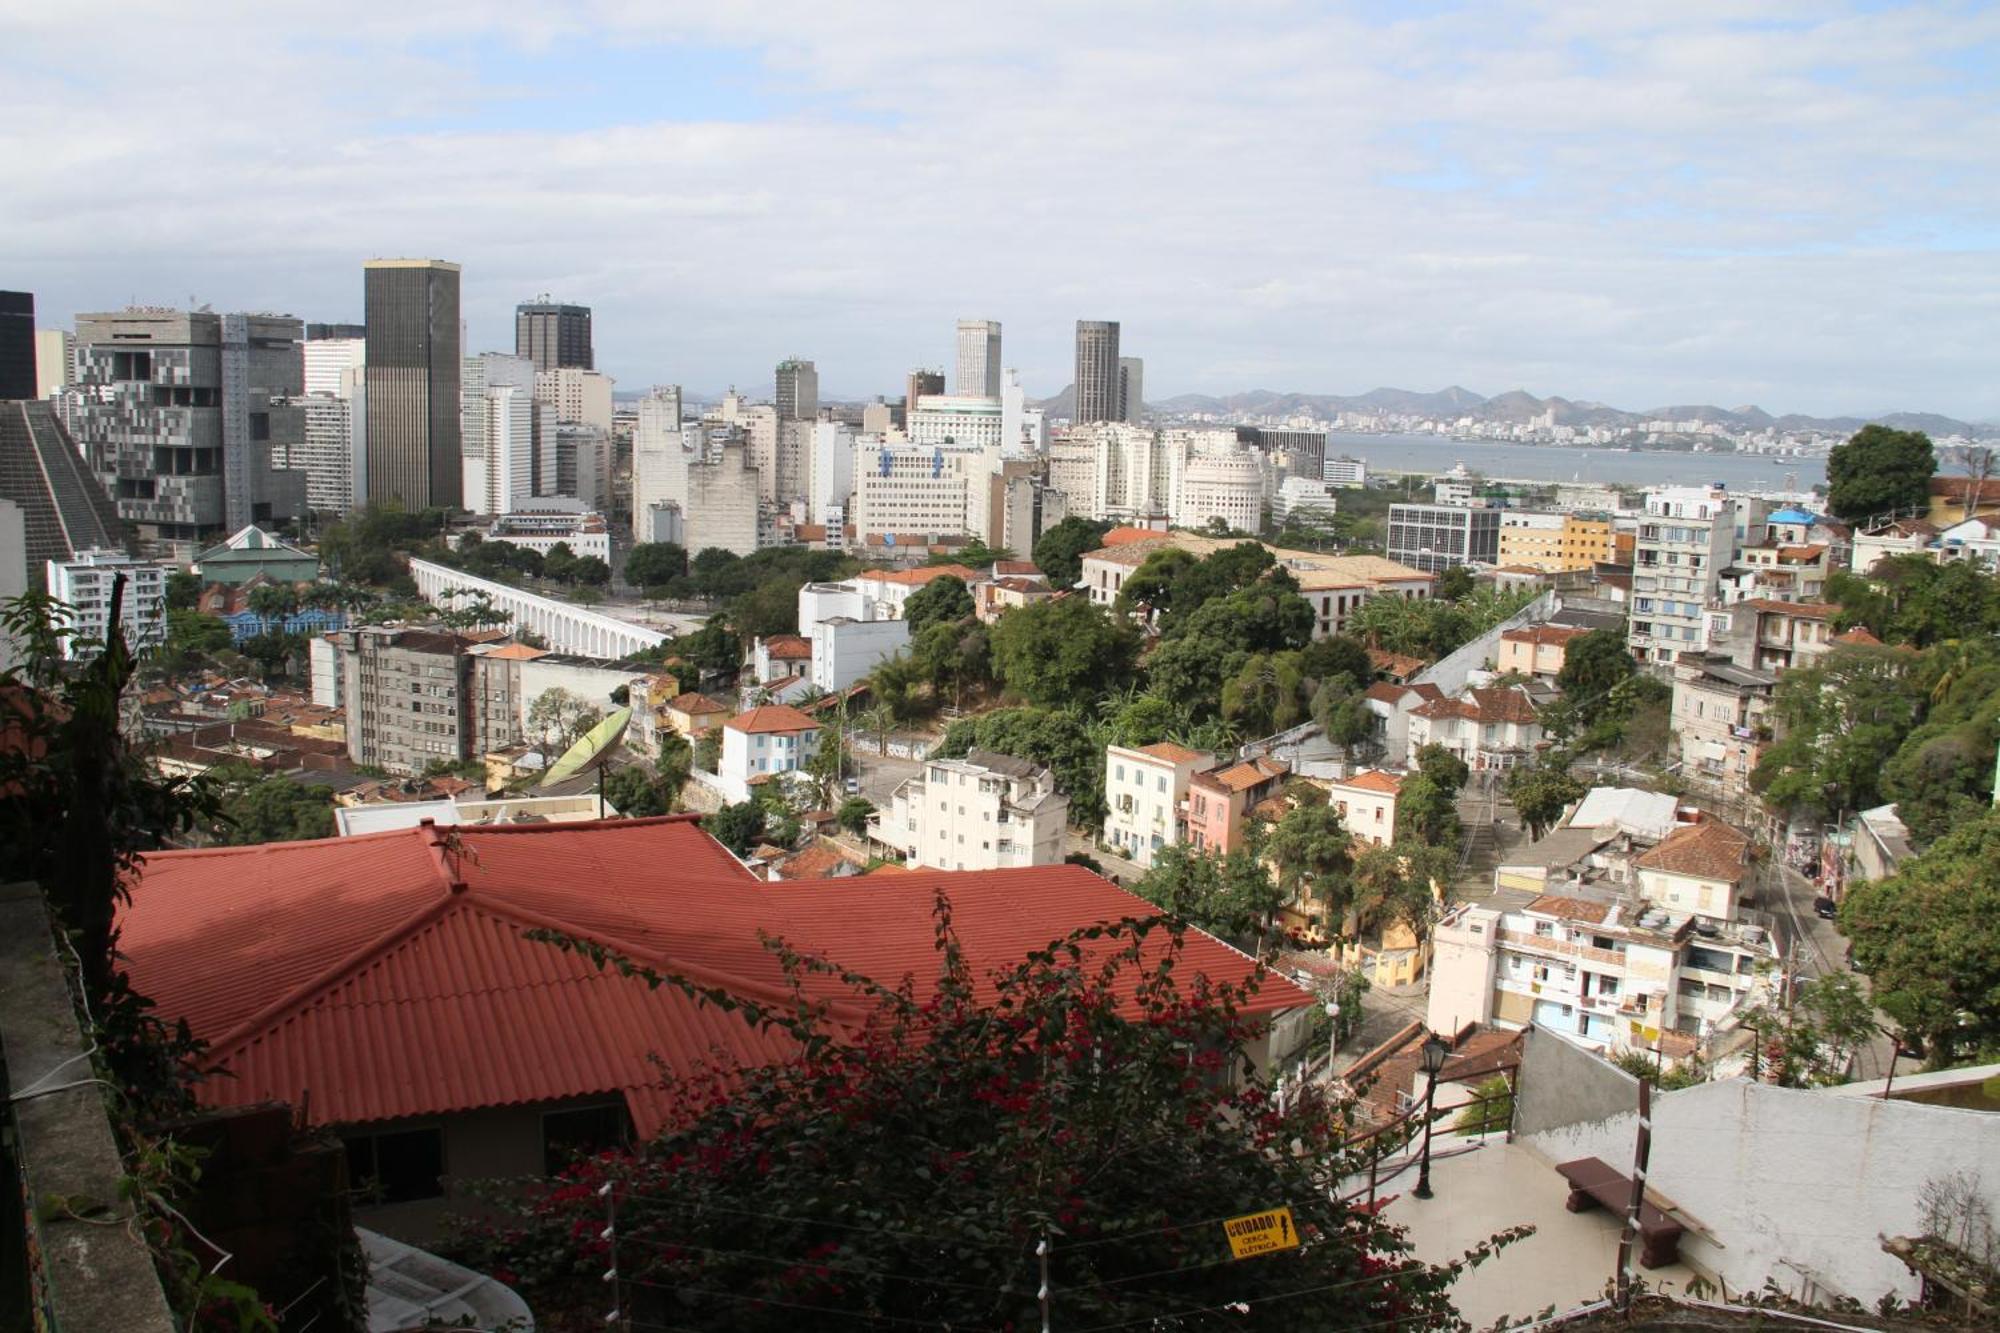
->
[955,319,1002,399]
[46,549,167,660]
[742,404,781,503]
[908,395,1004,449]
[810,421,856,528]
[1000,368,1046,455]
[534,367,614,432]
[34,329,73,398]
[292,390,360,517]
[1177,453,1264,532]
[461,354,540,517]
[303,337,366,397]
[1629,484,1738,667]
[630,386,687,535]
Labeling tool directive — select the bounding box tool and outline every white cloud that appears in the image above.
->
[2,0,1995,417]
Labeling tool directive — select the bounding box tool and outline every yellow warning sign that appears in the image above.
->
[1222,1206,1298,1259]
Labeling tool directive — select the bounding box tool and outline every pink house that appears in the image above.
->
[1182,756,1290,854]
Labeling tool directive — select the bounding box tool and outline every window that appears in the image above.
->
[543,1103,632,1175]
[344,1127,444,1204]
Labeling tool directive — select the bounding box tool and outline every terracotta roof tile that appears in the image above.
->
[1831,627,1883,646]
[1525,894,1612,924]
[666,692,731,715]
[725,704,820,734]
[1135,742,1208,766]
[1500,625,1589,647]
[1633,820,1750,884]
[1739,599,1837,619]
[760,634,812,659]
[1332,769,1403,795]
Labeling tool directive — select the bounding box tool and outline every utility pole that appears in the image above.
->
[1614,1079,1653,1309]
[1037,1233,1052,1332]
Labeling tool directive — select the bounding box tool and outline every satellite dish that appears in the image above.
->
[541,707,632,788]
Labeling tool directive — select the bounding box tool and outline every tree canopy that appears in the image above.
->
[1841,806,2000,1067]
[1129,844,1287,950]
[623,541,688,590]
[903,574,974,633]
[458,904,1498,1329]
[1825,424,1936,524]
[988,595,1138,710]
[940,707,1104,826]
[1030,516,1111,589]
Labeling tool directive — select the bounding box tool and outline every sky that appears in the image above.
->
[4,1,1998,420]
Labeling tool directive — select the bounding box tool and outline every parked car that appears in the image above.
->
[1813,895,1837,920]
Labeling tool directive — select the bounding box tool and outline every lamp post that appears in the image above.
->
[1412,1032,1451,1201]
[1326,997,1341,1083]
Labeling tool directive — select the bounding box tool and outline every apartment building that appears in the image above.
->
[1496,624,1590,680]
[716,704,821,802]
[329,625,471,775]
[45,548,167,659]
[1708,599,1837,674]
[1406,685,1543,772]
[1387,503,1501,572]
[1670,654,1776,808]
[1497,512,1622,572]
[1324,769,1402,847]
[870,749,1069,871]
[1183,756,1290,855]
[1103,742,1213,868]
[1628,484,1740,667]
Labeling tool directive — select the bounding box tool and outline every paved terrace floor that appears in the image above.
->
[1382,1138,1700,1329]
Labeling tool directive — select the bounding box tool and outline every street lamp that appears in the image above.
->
[1411,1032,1451,1201]
[1326,997,1341,1080]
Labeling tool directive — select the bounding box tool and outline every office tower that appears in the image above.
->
[305,322,366,341]
[955,319,1001,399]
[460,353,538,516]
[0,399,124,568]
[1386,502,1502,574]
[810,421,855,528]
[35,329,73,399]
[73,308,307,543]
[904,368,944,427]
[631,385,687,537]
[775,358,818,422]
[1118,357,1144,424]
[303,336,366,396]
[1074,321,1121,423]
[364,259,462,510]
[0,292,34,400]
[514,298,593,372]
[555,424,609,510]
[292,389,361,517]
[534,366,614,431]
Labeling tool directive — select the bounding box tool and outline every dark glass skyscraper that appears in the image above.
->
[365,259,462,509]
[514,299,593,372]
[0,291,35,401]
[1074,320,1121,423]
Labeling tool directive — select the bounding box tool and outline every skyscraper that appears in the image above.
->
[365,259,462,510]
[1118,357,1145,424]
[0,292,35,400]
[775,358,818,422]
[514,298,593,372]
[1074,320,1121,424]
[955,319,1001,399]
[73,308,308,542]
[904,368,944,427]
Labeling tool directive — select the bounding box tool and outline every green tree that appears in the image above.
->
[702,801,767,856]
[1741,971,1881,1087]
[166,608,234,655]
[1505,766,1587,840]
[623,542,688,589]
[1555,629,1636,721]
[571,555,612,587]
[1841,807,2000,1066]
[694,728,723,774]
[989,596,1138,710]
[541,541,580,584]
[836,795,875,837]
[1313,680,1378,765]
[1825,424,1936,524]
[604,764,671,817]
[165,569,202,610]
[1434,565,1475,601]
[1753,645,1922,820]
[1299,633,1372,692]
[1414,742,1470,794]
[655,731,694,796]
[903,574,974,632]
[1220,650,1311,738]
[1265,802,1355,931]
[938,707,1106,827]
[204,764,334,843]
[1030,515,1110,588]
[1396,750,1464,848]
[1350,841,1454,937]
[471,908,1501,1330]
[528,687,604,753]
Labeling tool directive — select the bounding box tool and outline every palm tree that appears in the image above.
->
[245,583,298,636]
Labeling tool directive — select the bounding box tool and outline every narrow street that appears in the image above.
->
[1760,858,1898,1081]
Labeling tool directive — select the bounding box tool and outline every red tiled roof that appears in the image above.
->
[760,634,812,659]
[118,820,1306,1134]
[993,560,1041,576]
[1500,625,1589,647]
[1831,626,1883,646]
[482,642,547,661]
[1633,820,1750,884]
[1467,686,1539,725]
[867,565,981,587]
[725,704,820,734]
[1101,527,1167,547]
[1929,477,2000,502]
[1200,757,1289,793]
[1739,598,1837,619]
[1333,769,1403,796]
[1525,894,1612,924]
[666,692,731,715]
[1367,648,1428,678]
[1135,742,1208,766]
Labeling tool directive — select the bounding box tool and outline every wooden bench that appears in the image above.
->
[1556,1156,1683,1269]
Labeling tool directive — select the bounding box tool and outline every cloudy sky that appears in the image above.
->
[5,1,1997,418]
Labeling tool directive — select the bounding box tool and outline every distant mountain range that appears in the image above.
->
[1030,384,1992,439]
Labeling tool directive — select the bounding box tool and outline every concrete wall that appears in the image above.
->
[1415,589,1557,697]
[1519,1044,2000,1306]
[1512,1024,1640,1140]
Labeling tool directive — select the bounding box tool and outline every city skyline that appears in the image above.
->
[5,3,1998,419]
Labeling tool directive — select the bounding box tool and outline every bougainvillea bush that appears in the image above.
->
[451,897,1516,1330]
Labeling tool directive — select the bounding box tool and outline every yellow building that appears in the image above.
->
[1496,513,1622,572]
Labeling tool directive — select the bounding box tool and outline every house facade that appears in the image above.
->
[869,749,1068,871]
[1182,755,1290,855]
[1405,685,1543,772]
[1670,653,1776,807]
[717,703,822,801]
[1103,742,1212,867]
[1496,624,1588,680]
[1325,769,1402,846]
